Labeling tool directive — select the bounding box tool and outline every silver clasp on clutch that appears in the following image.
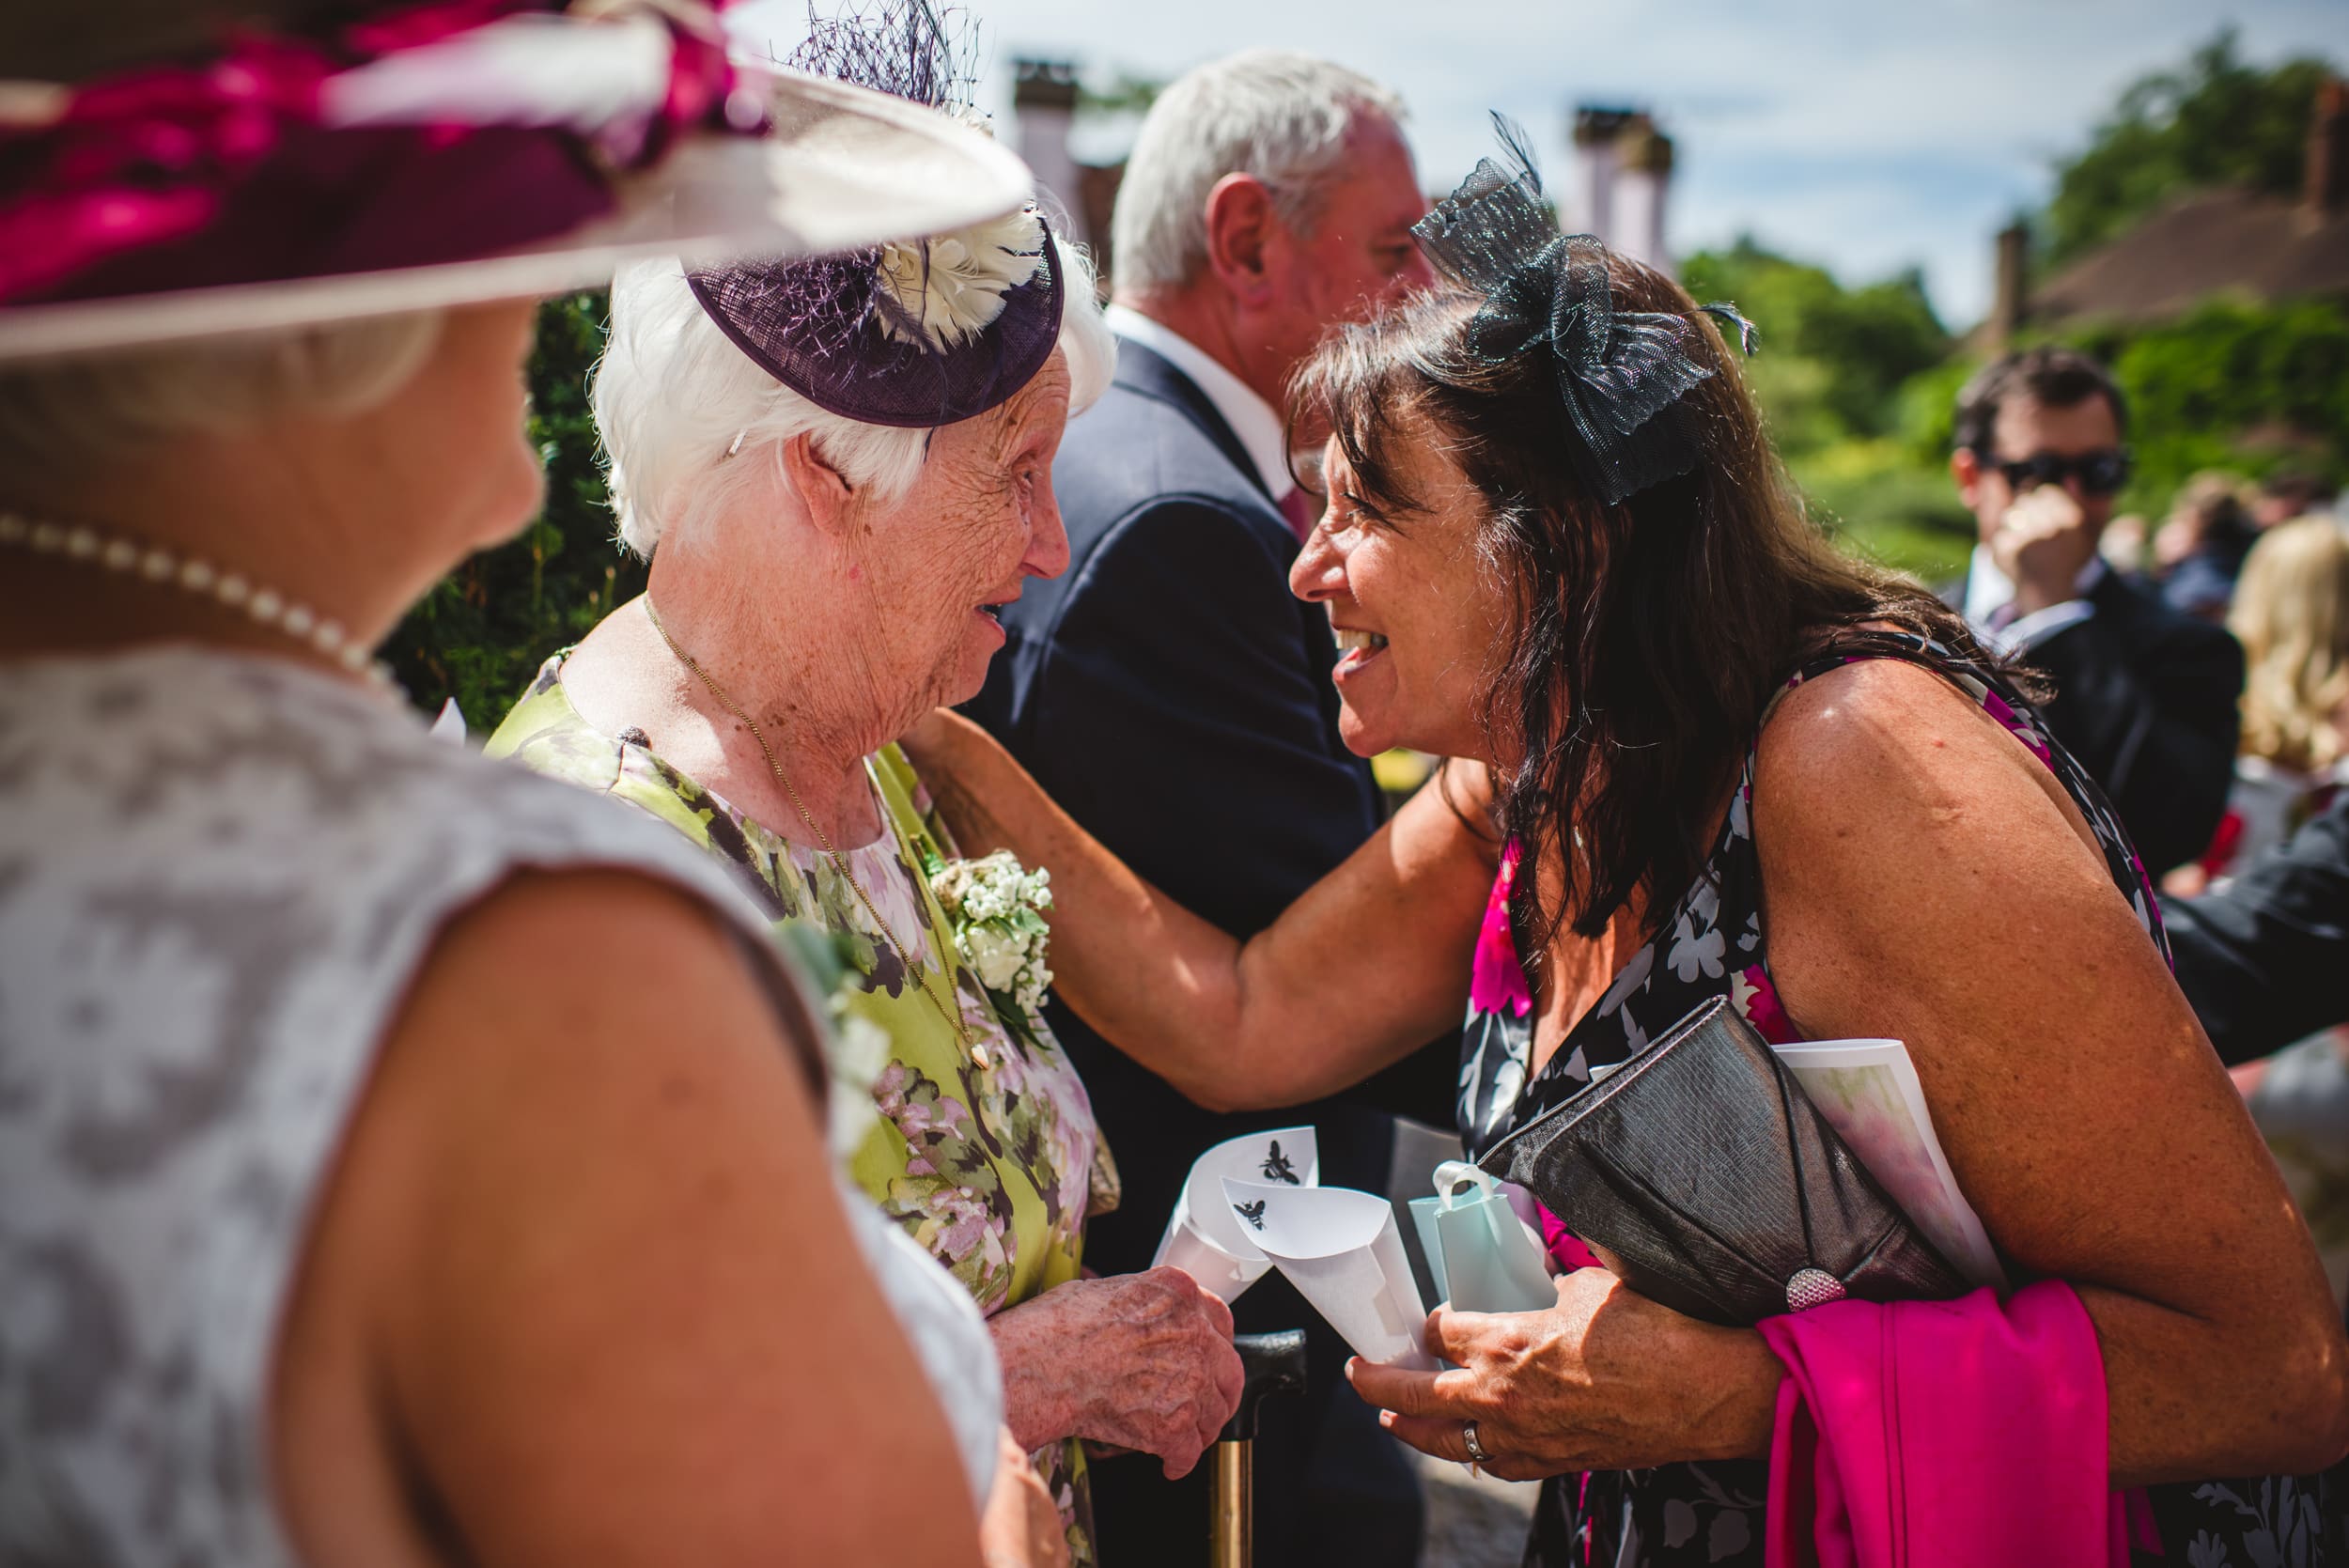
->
[1785,1267,1848,1312]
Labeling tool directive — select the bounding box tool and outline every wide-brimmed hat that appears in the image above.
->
[0,0,1037,365]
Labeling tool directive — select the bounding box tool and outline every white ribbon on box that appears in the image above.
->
[1150,1126,1318,1303]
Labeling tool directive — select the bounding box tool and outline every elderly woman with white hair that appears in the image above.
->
[484,32,1240,1564]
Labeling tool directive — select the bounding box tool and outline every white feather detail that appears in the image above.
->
[871,204,1049,351]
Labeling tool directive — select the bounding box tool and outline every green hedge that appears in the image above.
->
[385,292,642,725]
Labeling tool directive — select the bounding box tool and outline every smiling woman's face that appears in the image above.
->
[1288,414,1512,763]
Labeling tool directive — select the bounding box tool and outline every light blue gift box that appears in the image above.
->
[1408,1160,1556,1313]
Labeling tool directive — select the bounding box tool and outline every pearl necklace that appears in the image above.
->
[0,509,403,699]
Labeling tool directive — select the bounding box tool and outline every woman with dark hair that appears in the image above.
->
[902,138,2349,1564]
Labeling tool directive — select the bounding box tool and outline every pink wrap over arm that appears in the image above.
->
[1755,1281,2159,1568]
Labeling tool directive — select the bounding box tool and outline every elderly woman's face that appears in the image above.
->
[1288,418,1508,763]
[851,349,1073,716]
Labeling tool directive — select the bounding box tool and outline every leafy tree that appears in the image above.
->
[2105,298,2349,498]
[382,292,643,725]
[1077,71,1160,116]
[2043,29,2335,269]
[1680,239,1949,450]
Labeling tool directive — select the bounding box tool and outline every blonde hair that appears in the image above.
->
[2232,515,2349,772]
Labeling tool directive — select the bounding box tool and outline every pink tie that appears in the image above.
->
[1277,486,1318,543]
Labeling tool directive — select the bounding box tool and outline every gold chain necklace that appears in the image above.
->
[645,601,989,1070]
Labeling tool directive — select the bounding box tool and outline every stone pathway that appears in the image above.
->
[1417,1450,1536,1566]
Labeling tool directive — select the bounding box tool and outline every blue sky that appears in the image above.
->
[735,0,2348,329]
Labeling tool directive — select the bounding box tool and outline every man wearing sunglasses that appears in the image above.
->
[1948,346,2244,877]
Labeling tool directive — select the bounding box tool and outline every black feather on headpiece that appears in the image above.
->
[1410,114,1757,506]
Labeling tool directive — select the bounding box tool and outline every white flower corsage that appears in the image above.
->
[929,849,1054,1041]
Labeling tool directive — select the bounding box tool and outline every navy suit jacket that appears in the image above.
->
[971,337,1436,1244]
[975,340,1382,937]
[1941,568,2243,877]
[2164,790,2349,1065]
[967,340,1435,1563]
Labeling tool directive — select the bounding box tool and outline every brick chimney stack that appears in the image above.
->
[1568,106,1672,273]
[1615,118,1675,279]
[1988,221,2029,347]
[2306,76,2347,220]
[1010,59,1086,245]
[1570,107,1630,248]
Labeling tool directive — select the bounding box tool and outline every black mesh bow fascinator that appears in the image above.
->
[1411,116,1758,506]
[686,2,1065,428]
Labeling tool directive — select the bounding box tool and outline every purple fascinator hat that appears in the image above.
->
[686,2,1065,428]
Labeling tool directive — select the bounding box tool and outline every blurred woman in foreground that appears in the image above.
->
[0,4,1069,1562]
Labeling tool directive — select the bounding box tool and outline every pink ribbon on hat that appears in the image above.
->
[0,0,747,307]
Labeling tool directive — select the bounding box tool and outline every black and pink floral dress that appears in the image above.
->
[1455,632,2332,1568]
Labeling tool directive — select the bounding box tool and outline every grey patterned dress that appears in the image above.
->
[0,647,1003,1567]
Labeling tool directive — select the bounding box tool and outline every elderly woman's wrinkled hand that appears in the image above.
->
[990,1266,1244,1480]
[1345,1268,1783,1483]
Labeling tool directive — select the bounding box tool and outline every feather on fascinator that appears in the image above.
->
[1411,116,1757,507]
[685,1,1064,428]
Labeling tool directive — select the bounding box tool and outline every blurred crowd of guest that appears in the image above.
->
[1949,340,2349,1319]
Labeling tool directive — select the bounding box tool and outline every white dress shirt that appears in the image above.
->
[1963,544,2106,655]
[1103,303,1295,501]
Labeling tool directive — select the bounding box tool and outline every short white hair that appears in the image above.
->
[1110,51,1408,293]
[596,230,1113,558]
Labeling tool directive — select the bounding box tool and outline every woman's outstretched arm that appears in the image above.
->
[906,709,1499,1110]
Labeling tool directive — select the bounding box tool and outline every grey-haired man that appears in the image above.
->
[971,49,1440,1568]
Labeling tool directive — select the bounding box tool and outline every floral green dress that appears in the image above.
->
[487,654,1103,1563]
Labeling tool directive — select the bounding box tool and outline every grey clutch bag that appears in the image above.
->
[1475,996,1968,1326]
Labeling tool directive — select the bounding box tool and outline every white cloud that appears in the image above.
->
[734,0,2347,326]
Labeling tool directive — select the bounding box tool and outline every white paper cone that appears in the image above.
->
[1221,1178,1435,1370]
[1154,1223,1272,1301]
[1149,1126,1319,1304]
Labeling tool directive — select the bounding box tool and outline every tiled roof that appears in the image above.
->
[2030,187,2349,327]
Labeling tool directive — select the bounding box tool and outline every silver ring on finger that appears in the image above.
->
[1461,1420,1491,1465]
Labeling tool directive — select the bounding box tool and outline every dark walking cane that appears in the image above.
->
[1209,1330,1309,1568]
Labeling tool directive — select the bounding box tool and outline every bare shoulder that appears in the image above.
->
[351,865,832,1283]
[278,866,983,1564]
[1751,655,2077,865]
[272,867,821,1560]
[1756,655,2004,793]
